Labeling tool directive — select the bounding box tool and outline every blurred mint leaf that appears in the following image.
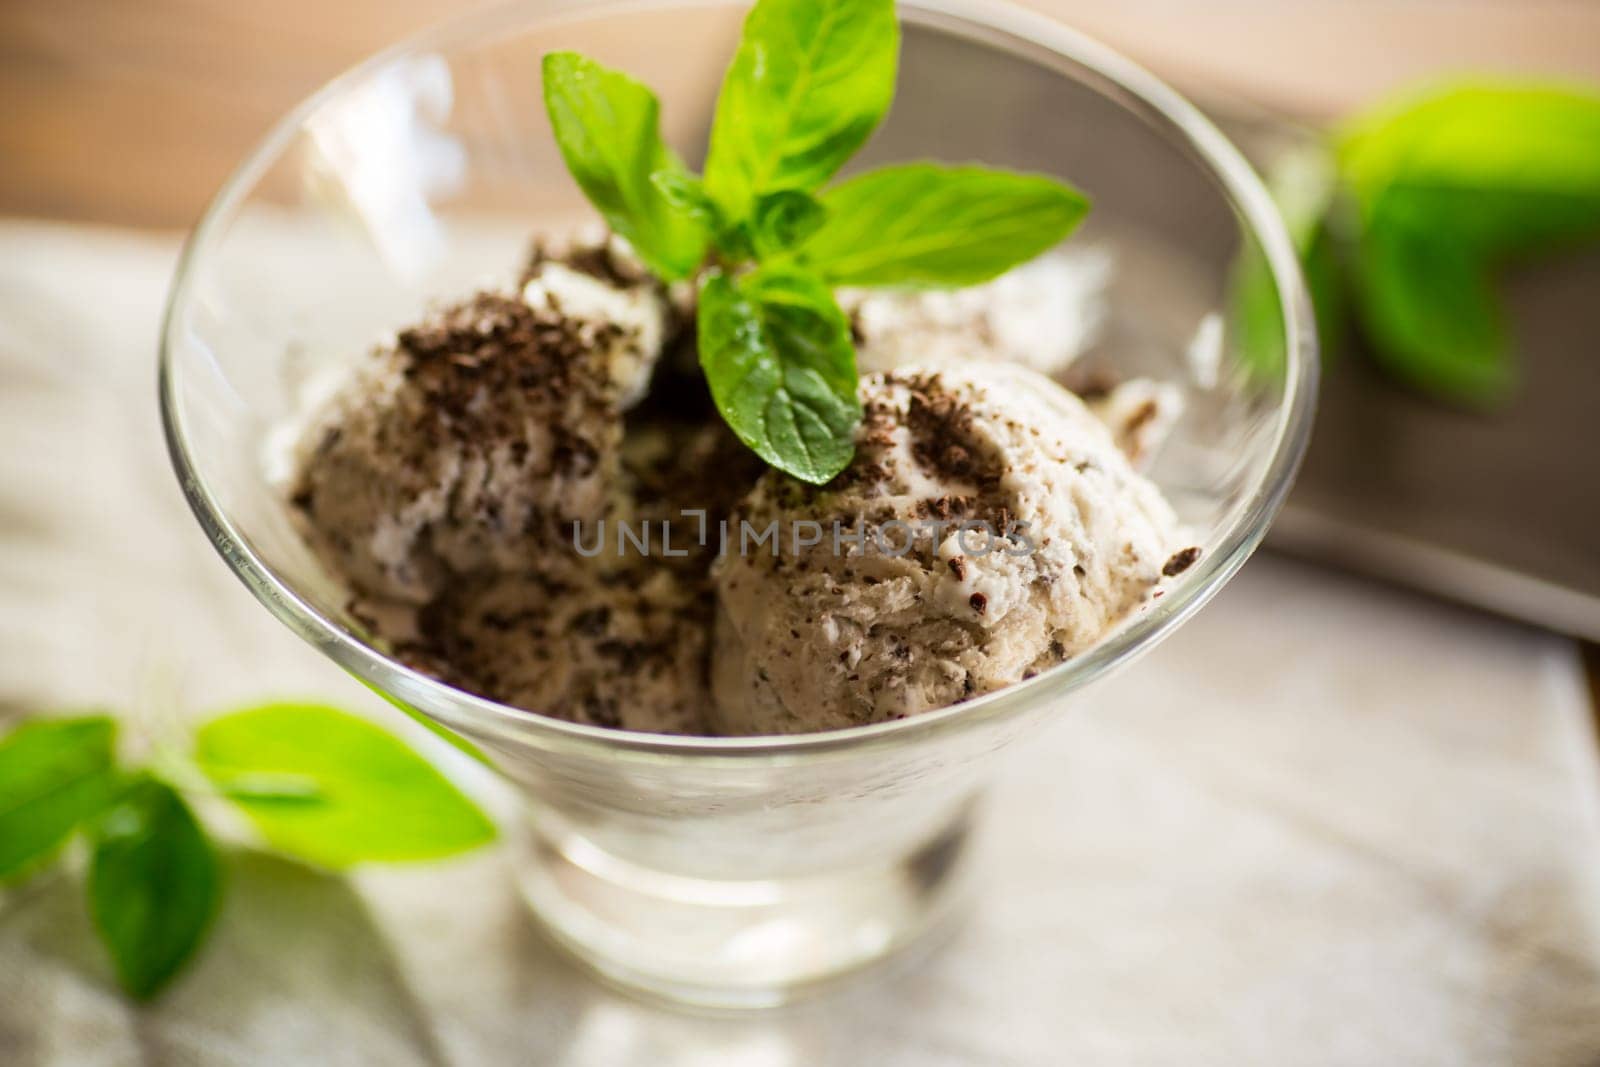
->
[698,268,859,484]
[88,777,220,1000]
[194,703,495,869]
[650,168,722,229]
[799,163,1090,287]
[751,190,827,256]
[703,0,899,218]
[1352,198,1510,402]
[1332,82,1600,403]
[1339,83,1600,254]
[542,52,710,279]
[1302,223,1347,360]
[0,716,120,881]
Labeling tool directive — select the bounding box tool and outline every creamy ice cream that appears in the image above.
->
[710,362,1191,735]
[1085,378,1185,471]
[289,238,726,733]
[402,564,711,734]
[620,419,767,573]
[844,248,1185,471]
[290,255,671,605]
[844,248,1109,378]
[287,233,1194,737]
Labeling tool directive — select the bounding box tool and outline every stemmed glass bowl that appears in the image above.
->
[160,0,1316,1008]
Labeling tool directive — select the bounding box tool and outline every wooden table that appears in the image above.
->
[6,0,1600,227]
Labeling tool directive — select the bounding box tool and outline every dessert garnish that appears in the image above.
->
[1232,80,1600,404]
[0,705,493,999]
[542,0,1089,483]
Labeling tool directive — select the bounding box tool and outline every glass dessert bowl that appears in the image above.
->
[160,0,1316,1008]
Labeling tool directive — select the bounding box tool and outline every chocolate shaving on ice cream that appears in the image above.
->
[289,238,722,734]
[286,236,1192,736]
[709,363,1185,735]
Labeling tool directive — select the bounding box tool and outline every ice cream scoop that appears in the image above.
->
[843,249,1185,471]
[290,244,671,605]
[403,563,712,734]
[1085,377,1185,471]
[844,248,1109,379]
[287,235,1194,738]
[710,362,1190,735]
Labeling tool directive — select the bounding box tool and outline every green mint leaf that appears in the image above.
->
[1339,83,1600,255]
[703,0,899,217]
[88,777,220,1000]
[0,715,120,881]
[1329,81,1600,403]
[1350,196,1510,404]
[650,168,720,228]
[542,52,710,279]
[698,268,860,484]
[716,222,758,262]
[194,703,495,869]
[798,163,1090,286]
[1302,224,1347,360]
[751,190,827,256]
[651,169,766,258]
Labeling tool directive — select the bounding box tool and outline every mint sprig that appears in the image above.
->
[0,704,494,1000]
[88,776,220,1000]
[1234,81,1600,404]
[1340,83,1600,402]
[542,0,1091,484]
[751,190,829,256]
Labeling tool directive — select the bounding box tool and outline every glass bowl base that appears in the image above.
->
[512,808,977,1010]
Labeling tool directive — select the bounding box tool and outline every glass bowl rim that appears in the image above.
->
[159,0,1318,761]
